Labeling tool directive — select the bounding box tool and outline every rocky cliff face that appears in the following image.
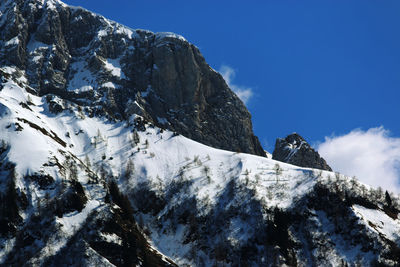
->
[273,133,332,171]
[0,0,264,156]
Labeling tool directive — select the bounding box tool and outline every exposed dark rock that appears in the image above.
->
[43,191,177,267]
[0,169,22,237]
[55,179,87,217]
[0,0,265,156]
[46,95,64,114]
[272,133,332,171]
[26,173,55,190]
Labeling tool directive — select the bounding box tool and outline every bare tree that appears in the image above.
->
[69,161,78,181]
[273,163,282,183]
[203,165,211,183]
[131,130,140,147]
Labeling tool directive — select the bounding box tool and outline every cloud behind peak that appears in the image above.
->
[318,127,400,193]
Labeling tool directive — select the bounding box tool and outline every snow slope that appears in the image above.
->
[0,74,318,211]
[0,73,399,265]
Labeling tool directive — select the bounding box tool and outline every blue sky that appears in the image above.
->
[63,0,400,190]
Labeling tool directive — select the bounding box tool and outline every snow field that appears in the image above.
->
[1,78,399,265]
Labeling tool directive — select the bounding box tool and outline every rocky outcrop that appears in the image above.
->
[272,133,332,171]
[0,0,264,156]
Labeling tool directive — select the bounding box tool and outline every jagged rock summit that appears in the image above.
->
[0,0,265,156]
[272,133,332,171]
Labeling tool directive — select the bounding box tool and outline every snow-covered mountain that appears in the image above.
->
[0,0,264,157]
[0,0,400,266]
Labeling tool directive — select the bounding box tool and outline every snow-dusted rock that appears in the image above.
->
[273,133,332,171]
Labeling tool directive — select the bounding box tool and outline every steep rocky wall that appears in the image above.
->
[0,0,265,156]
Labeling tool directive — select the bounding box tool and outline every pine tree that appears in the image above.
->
[36,198,42,217]
[44,192,51,209]
[203,165,211,183]
[350,176,357,189]
[385,190,392,207]
[1,139,6,150]
[125,159,135,179]
[376,186,383,201]
[132,130,140,146]
[97,128,102,142]
[99,163,107,182]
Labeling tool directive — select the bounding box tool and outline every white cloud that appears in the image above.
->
[318,127,400,193]
[219,65,253,105]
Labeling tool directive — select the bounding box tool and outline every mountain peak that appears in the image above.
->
[272,133,332,171]
[0,0,264,156]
